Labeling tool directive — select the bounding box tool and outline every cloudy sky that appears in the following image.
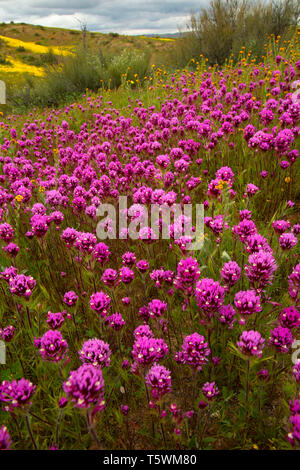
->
[0,0,208,35]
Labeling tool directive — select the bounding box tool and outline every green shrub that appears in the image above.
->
[8,46,151,109]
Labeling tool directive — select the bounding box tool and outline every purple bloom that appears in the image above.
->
[233,219,257,242]
[288,414,300,446]
[246,183,259,196]
[0,266,17,282]
[217,305,236,328]
[195,278,225,316]
[245,250,277,288]
[63,364,105,409]
[121,404,129,415]
[175,333,210,370]
[0,425,12,450]
[79,338,111,368]
[122,252,136,267]
[61,227,78,247]
[234,290,262,319]
[220,261,241,287]
[131,336,168,366]
[2,243,19,257]
[256,369,270,381]
[279,306,300,329]
[268,326,294,353]
[134,324,154,339]
[145,364,172,400]
[136,260,149,272]
[46,311,65,330]
[202,382,219,400]
[0,223,14,242]
[35,329,68,362]
[31,215,49,237]
[119,267,135,284]
[63,291,78,307]
[0,378,36,412]
[288,264,300,301]
[147,299,167,319]
[245,234,272,254]
[102,269,119,287]
[279,232,297,250]
[74,232,97,254]
[0,325,15,342]
[92,242,110,264]
[9,274,36,299]
[174,257,201,293]
[106,313,126,330]
[293,362,300,383]
[89,291,111,317]
[237,330,265,357]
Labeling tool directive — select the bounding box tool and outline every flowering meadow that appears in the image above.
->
[0,37,299,451]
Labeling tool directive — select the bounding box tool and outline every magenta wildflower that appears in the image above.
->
[145,364,172,400]
[195,278,225,316]
[35,329,68,362]
[268,326,294,353]
[279,232,297,250]
[220,261,241,287]
[0,425,12,450]
[119,267,135,284]
[0,378,36,412]
[63,364,105,409]
[147,299,167,319]
[2,243,19,257]
[122,252,136,267]
[136,260,149,272]
[134,324,154,339]
[131,336,168,366]
[237,330,265,357]
[106,313,126,330]
[79,338,111,368]
[293,362,300,383]
[279,306,300,329]
[102,269,119,287]
[46,311,65,330]
[217,305,236,328]
[9,274,36,299]
[234,290,262,319]
[92,242,110,264]
[174,257,201,293]
[0,223,14,242]
[288,264,300,301]
[121,404,129,415]
[272,220,291,234]
[287,414,300,446]
[63,291,78,307]
[245,250,277,288]
[89,291,111,317]
[0,325,15,342]
[232,219,257,242]
[245,234,272,254]
[174,333,210,370]
[202,382,219,400]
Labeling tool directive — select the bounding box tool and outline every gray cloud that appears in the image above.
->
[0,0,208,34]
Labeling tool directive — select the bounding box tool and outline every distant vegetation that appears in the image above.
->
[165,0,299,67]
[0,0,299,112]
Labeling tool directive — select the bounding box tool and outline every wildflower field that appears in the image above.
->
[0,34,299,451]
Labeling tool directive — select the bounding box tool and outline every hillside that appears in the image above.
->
[0,22,175,81]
